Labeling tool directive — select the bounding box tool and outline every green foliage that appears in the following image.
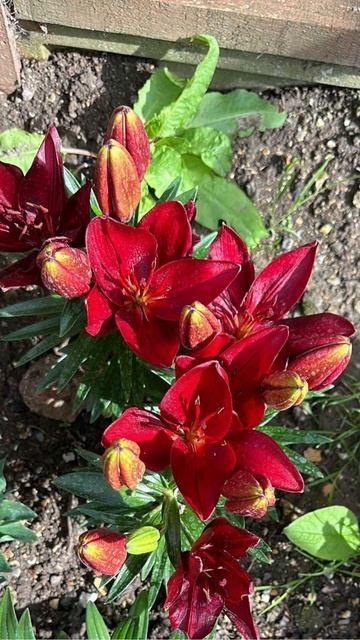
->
[86,602,111,640]
[0,588,35,640]
[0,129,43,173]
[284,506,360,561]
[134,35,286,244]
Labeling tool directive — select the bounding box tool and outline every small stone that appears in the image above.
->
[49,598,59,610]
[340,610,351,619]
[50,574,61,586]
[315,117,325,128]
[304,447,322,463]
[344,117,351,127]
[11,566,21,578]
[79,591,98,608]
[296,128,306,142]
[62,452,76,463]
[319,223,332,236]
[261,147,271,157]
[326,139,337,149]
[352,190,360,209]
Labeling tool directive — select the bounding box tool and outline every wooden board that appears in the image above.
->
[14,0,360,69]
[0,4,20,95]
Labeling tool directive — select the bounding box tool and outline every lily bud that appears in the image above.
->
[261,370,308,410]
[179,301,221,350]
[223,470,275,518]
[102,438,145,491]
[94,139,141,222]
[126,526,160,555]
[104,106,150,180]
[36,240,91,299]
[77,528,127,575]
[289,336,352,390]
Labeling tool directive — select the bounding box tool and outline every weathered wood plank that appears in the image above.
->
[18,22,360,89]
[14,0,360,68]
[0,3,21,95]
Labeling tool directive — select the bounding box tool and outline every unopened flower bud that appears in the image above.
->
[77,528,127,575]
[179,301,221,350]
[104,106,150,180]
[94,139,141,222]
[261,370,308,410]
[288,335,352,390]
[36,240,91,299]
[126,526,160,555]
[102,438,145,491]
[223,470,275,518]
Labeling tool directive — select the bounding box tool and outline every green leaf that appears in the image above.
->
[188,89,287,136]
[147,538,168,608]
[0,129,43,173]
[0,458,6,494]
[134,68,184,122]
[248,538,272,565]
[186,166,267,247]
[15,334,62,368]
[2,317,59,342]
[63,166,81,197]
[176,187,198,205]
[158,176,182,202]
[129,590,149,640]
[0,588,18,640]
[16,609,36,640]
[259,425,331,446]
[283,447,323,479]
[145,146,183,198]
[181,506,204,549]
[284,506,360,561]
[0,499,36,523]
[151,35,219,138]
[54,472,123,506]
[111,618,136,640]
[59,298,86,338]
[0,296,64,318]
[38,332,94,392]
[192,231,218,258]
[164,497,181,568]
[0,551,11,572]
[86,602,110,640]
[0,522,37,542]
[106,554,149,603]
[159,127,232,176]
[169,631,188,639]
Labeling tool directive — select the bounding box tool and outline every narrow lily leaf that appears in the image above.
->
[38,332,94,392]
[164,498,181,568]
[129,590,149,640]
[0,458,6,494]
[16,609,36,640]
[284,506,360,561]
[134,68,184,122]
[2,317,59,342]
[248,539,272,565]
[158,176,182,201]
[54,472,122,506]
[176,187,198,205]
[193,231,218,258]
[0,296,64,318]
[15,335,62,368]
[106,554,149,603]
[0,588,17,640]
[63,166,81,197]
[111,618,136,640]
[188,89,287,136]
[0,499,36,523]
[259,425,331,446]
[283,447,323,479]
[0,522,37,542]
[86,602,110,640]
[59,298,86,337]
[0,552,10,572]
[148,538,170,608]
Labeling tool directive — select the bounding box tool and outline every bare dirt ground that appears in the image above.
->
[0,50,359,639]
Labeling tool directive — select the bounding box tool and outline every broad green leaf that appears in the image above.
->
[2,317,59,342]
[259,425,331,446]
[54,472,123,506]
[283,447,323,479]
[0,522,37,542]
[159,127,232,176]
[106,554,148,603]
[152,35,219,138]
[75,449,101,468]
[15,335,62,368]
[0,588,17,640]
[16,609,36,640]
[0,551,10,572]
[0,129,43,173]
[0,458,6,493]
[164,497,181,568]
[284,506,360,561]
[145,146,183,198]
[134,68,184,122]
[188,89,287,136]
[86,602,110,640]
[0,499,36,523]
[138,180,156,218]
[0,296,64,318]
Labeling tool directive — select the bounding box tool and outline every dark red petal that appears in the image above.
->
[202,517,259,558]
[86,216,157,304]
[160,361,233,441]
[19,125,65,235]
[225,596,260,640]
[233,392,266,430]
[0,162,23,208]
[174,355,199,379]
[150,259,239,321]
[0,252,41,288]
[283,313,355,355]
[138,201,192,265]
[231,430,304,492]
[209,224,255,307]
[194,332,234,360]
[244,241,317,320]
[221,326,289,392]
[101,408,174,471]
[115,308,180,368]
[58,182,91,245]
[171,439,236,520]
[85,285,115,336]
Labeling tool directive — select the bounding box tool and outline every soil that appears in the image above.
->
[0,50,359,639]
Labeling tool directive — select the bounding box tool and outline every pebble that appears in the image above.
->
[50,574,62,586]
[352,190,360,209]
[327,139,337,149]
[49,598,59,610]
[79,591,98,608]
[62,452,76,463]
[319,223,332,235]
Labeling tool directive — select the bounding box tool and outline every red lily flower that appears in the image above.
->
[0,125,91,288]
[164,517,260,640]
[288,335,352,390]
[85,214,238,367]
[102,361,236,520]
